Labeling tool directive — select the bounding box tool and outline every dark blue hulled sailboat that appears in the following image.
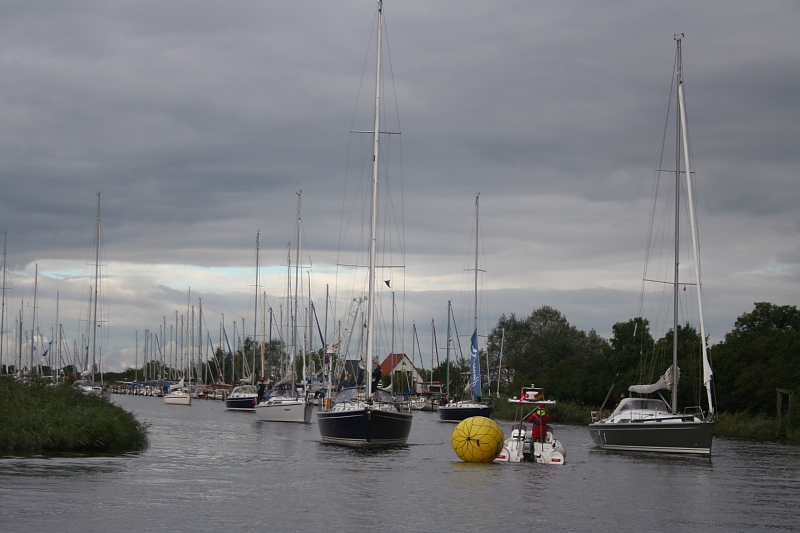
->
[316,0,412,446]
[437,329,493,422]
[438,197,492,423]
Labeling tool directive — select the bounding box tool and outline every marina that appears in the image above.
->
[0,3,798,531]
[1,394,798,532]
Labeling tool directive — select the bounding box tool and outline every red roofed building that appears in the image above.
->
[379,353,425,393]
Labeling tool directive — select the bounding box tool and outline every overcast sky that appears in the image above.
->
[1,1,798,373]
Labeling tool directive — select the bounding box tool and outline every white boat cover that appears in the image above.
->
[628,365,679,394]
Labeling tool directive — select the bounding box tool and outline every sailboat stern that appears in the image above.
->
[317,406,412,446]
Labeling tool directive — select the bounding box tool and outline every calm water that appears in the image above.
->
[1,395,798,532]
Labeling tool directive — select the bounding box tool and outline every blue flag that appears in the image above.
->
[470,329,481,399]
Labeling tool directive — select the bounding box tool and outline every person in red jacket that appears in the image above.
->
[528,404,550,441]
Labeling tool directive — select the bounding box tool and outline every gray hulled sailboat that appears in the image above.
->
[588,35,715,455]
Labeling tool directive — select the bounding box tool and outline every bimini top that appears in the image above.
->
[334,387,396,405]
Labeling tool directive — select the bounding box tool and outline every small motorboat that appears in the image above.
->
[225,384,258,411]
[494,384,566,465]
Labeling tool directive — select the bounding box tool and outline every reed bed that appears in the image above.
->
[713,411,798,443]
[0,378,148,454]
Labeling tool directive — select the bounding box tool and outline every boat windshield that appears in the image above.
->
[334,387,396,405]
[616,398,670,413]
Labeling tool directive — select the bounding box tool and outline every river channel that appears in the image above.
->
[1,395,798,532]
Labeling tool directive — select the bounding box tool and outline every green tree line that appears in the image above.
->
[467,301,797,416]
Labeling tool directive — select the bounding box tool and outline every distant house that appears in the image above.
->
[379,353,425,393]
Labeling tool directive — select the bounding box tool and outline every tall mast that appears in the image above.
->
[470,194,482,400]
[254,231,260,379]
[431,318,436,380]
[674,34,714,416]
[446,300,451,397]
[671,39,681,415]
[189,304,194,404]
[31,264,38,373]
[473,195,479,335]
[305,271,310,391]
[285,244,291,377]
[261,291,266,381]
[54,291,59,381]
[91,192,101,381]
[366,0,383,398]
[0,232,6,374]
[199,299,203,386]
[18,305,22,373]
[293,191,302,388]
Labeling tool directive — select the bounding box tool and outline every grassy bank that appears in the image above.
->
[713,411,799,443]
[0,378,148,455]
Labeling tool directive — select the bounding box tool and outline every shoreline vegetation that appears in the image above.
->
[0,378,148,455]
[492,398,799,444]
[2,372,793,453]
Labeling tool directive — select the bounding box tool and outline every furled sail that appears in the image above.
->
[628,365,679,395]
[169,378,185,392]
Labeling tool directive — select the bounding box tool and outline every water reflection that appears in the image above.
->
[0,453,134,477]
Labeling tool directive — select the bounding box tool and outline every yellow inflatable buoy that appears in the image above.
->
[451,416,504,463]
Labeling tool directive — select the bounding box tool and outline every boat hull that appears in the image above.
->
[317,407,412,446]
[588,420,714,455]
[255,400,312,423]
[225,395,257,411]
[495,431,566,465]
[164,393,191,406]
[437,403,493,422]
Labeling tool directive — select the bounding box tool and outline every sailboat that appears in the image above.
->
[588,35,715,455]
[166,293,195,406]
[74,193,109,399]
[225,233,261,412]
[255,193,312,423]
[438,195,493,422]
[316,0,413,446]
[164,377,192,405]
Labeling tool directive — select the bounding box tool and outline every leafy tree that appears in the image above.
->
[487,306,609,396]
[647,323,708,412]
[711,302,800,414]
